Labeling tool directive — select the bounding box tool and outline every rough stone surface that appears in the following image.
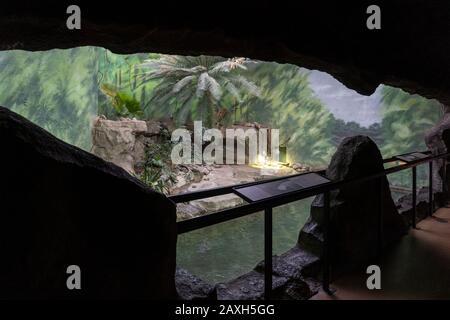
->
[216,271,285,300]
[175,268,216,300]
[0,107,177,299]
[91,117,161,175]
[298,135,408,276]
[255,246,321,279]
[217,246,321,300]
[216,269,319,300]
[1,2,449,106]
[192,194,244,213]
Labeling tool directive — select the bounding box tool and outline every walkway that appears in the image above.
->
[312,207,450,300]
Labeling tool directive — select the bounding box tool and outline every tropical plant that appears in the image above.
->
[97,50,161,119]
[139,129,178,194]
[100,83,143,118]
[137,55,260,127]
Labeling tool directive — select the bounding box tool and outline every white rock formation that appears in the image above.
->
[91,117,160,174]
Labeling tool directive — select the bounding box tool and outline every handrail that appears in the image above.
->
[172,149,447,299]
[169,169,327,203]
[169,150,431,203]
[172,150,445,234]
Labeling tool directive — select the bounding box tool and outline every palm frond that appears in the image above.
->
[173,75,196,93]
[196,72,222,101]
[210,57,256,74]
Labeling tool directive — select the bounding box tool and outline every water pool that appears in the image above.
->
[176,198,313,284]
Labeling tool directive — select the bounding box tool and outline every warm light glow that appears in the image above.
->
[251,154,285,171]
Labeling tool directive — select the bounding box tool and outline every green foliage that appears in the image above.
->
[379,85,442,187]
[100,83,143,118]
[97,50,159,119]
[139,131,177,194]
[379,85,442,157]
[0,47,99,151]
[137,55,260,127]
[243,63,335,167]
[116,92,141,115]
[331,118,383,146]
[0,48,442,177]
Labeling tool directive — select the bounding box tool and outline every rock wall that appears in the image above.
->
[0,107,177,299]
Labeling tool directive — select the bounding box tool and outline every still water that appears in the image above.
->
[176,198,313,284]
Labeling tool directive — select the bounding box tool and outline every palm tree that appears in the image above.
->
[137,55,260,127]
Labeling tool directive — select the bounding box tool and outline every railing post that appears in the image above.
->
[429,161,433,216]
[264,207,272,300]
[412,166,417,228]
[323,191,331,294]
[444,158,448,195]
[378,177,383,261]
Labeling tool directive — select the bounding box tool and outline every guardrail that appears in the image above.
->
[169,150,449,299]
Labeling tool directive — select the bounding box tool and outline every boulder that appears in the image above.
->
[91,117,162,175]
[0,107,177,299]
[175,267,216,300]
[298,135,407,275]
[425,107,450,206]
[254,246,321,279]
[216,270,320,301]
[216,246,321,300]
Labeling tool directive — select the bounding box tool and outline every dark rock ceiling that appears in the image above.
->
[1,0,449,105]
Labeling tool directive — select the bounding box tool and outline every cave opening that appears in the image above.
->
[0,47,443,288]
[1,0,450,301]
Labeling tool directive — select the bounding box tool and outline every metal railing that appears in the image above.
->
[169,150,449,299]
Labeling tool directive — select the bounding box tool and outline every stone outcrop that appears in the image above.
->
[298,135,408,276]
[91,117,162,175]
[0,107,177,299]
[425,107,450,206]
